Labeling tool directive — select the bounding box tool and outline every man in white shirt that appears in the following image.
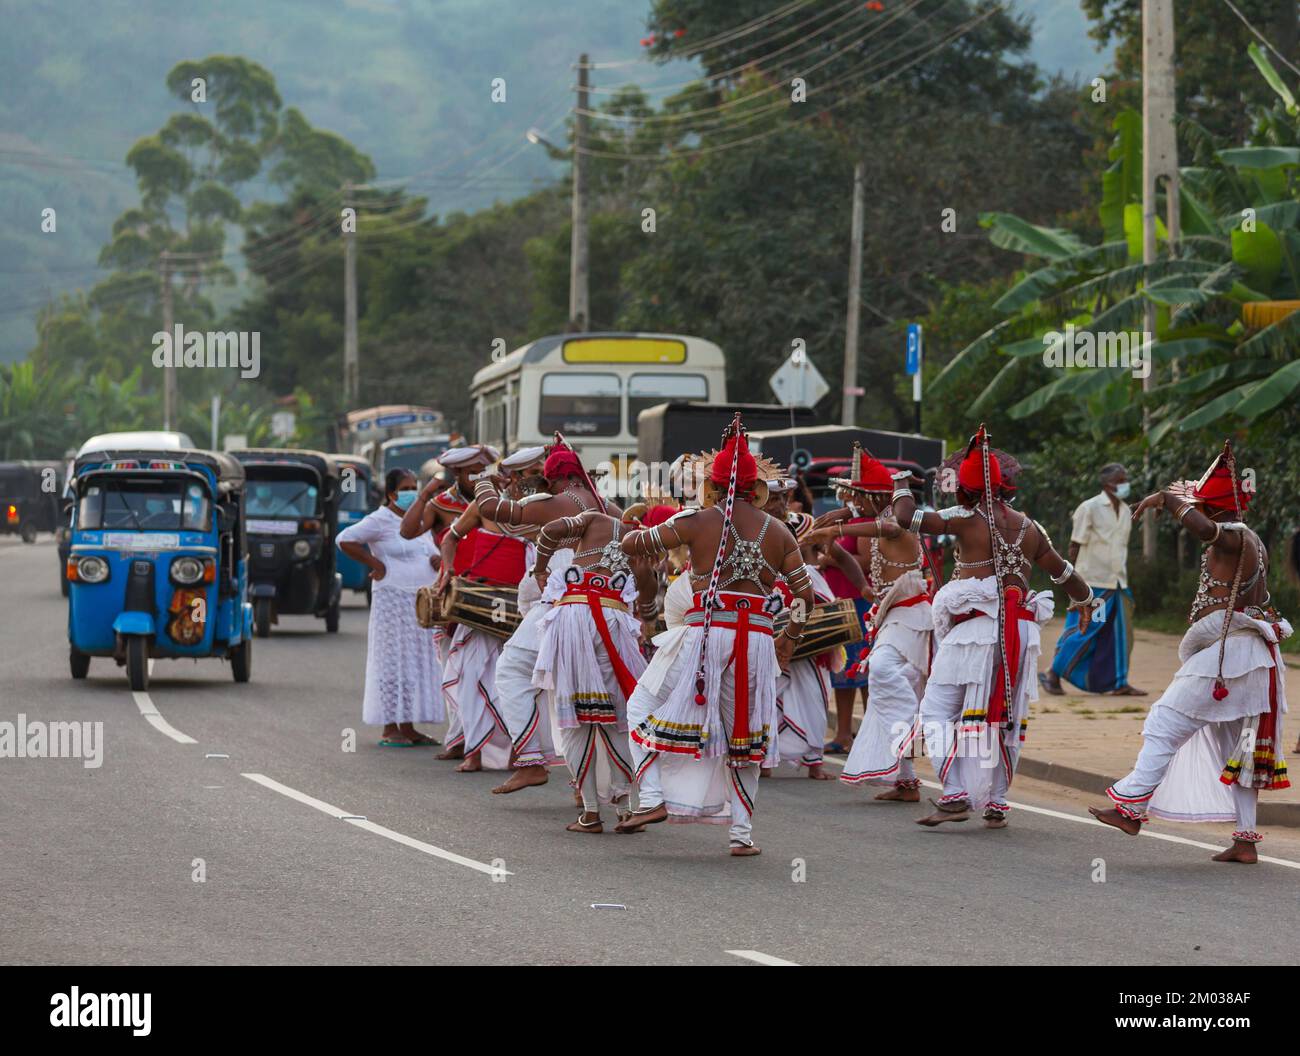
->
[1041,463,1145,696]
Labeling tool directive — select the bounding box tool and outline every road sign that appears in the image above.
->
[906,323,922,376]
[769,352,829,407]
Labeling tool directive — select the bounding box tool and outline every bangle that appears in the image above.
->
[1068,586,1095,611]
[892,487,910,503]
[1174,502,1194,523]
[781,626,805,642]
[448,525,464,542]
[908,509,924,532]
[1051,560,1074,585]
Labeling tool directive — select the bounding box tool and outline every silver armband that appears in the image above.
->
[908,509,925,532]
[1051,560,1074,585]
[937,505,975,521]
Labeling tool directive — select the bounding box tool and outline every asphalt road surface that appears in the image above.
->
[4,537,1297,966]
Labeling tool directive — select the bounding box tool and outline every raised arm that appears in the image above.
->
[400,477,443,539]
[887,470,950,535]
[533,511,592,587]
[474,477,572,530]
[1131,489,1244,554]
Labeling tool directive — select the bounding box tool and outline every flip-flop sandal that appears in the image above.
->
[378,738,418,748]
[406,733,442,746]
[1037,672,1065,696]
[823,741,851,755]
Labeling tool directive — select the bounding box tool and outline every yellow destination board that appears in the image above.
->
[562,337,687,364]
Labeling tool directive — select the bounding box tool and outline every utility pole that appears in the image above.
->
[1141,0,1179,559]
[343,182,359,407]
[841,160,865,426]
[570,54,590,332]
[160,250,175,430]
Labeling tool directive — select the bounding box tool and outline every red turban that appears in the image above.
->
[710,432,758,490]
[958,442,1002,493]
[853,448,894,493]
[1194,452,1250,513]
[544,449,585,481]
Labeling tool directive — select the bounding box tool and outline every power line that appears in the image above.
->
[1219,0,1300,78]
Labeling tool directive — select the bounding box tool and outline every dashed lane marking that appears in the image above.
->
[727,949,799,966]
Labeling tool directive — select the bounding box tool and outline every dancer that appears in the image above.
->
[531,506,657,832]
[1089,441,1290,864]
[891,426,1099,829]
[618,416,812,855]
[812,445,932,801]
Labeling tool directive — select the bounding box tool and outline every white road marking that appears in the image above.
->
[131,689,197,745]
[241,772,511,877]
[818,758,1300,870]
[727,949,799,966]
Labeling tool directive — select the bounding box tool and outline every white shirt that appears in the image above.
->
[335,506,437,591]
[1070,491,1131,589]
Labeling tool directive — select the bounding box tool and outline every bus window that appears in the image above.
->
[539,373,621,437]
[627,373,709,435]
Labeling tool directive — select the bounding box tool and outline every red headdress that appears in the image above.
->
[830,443,894,494]
[544,431,606,512]
[642,504,678,528]
[709,429,758,491]
[958,428,1002,494]
[1192,440,1249,515]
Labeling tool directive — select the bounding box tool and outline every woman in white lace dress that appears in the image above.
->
[337,469,444,746]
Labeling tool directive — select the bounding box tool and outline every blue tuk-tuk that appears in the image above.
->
[334,454,378,606]
[231,449,343,637]
[66,449,253,690]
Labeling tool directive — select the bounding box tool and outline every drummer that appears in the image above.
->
[400,444,499,762]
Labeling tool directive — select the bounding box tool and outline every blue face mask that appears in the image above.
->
[1113,481,1131,500]
[392,489,417,510]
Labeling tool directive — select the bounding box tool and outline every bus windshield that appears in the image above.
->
[383,440,450,474]
[79,478,210,531]
[540,372,621,437]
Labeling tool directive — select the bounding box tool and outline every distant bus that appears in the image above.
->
[378,435,453,478]
[340,405,447,470]
[469,332,726,476]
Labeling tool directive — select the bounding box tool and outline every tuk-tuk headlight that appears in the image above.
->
[292,539,311,559]
[171,556,205,585]
[76,556,109,583]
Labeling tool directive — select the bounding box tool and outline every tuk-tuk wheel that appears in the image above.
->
[326,597,341,633]
[253,597,273,639]
[20,524,36,544]
[69,647,90,679]
[125,635,149,692]
[230,637,252,683]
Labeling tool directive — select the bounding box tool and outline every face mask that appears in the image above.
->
[392,489,417,510]
[1113,481,1131,500]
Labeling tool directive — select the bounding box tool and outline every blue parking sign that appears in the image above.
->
[906,323,922,376]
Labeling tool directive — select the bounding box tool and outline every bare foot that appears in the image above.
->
[1038,671,1064,696]
[437,744,464,761]
[729,843,761,857]
[760,767,772,778]
[566,811,603,834]
[806,764,832,780]
[916,799,970,826]
[455,753,482,773]
[875,784,920,802]
[1211,840,1258,864]
[1088,806,1141,835]
[492,765,549,794]
[614,803,668,833]
[983,808,1008,829]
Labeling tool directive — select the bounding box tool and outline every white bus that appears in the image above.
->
[469,332,726,474]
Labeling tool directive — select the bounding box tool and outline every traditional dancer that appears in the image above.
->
[1089,441,1290,863]
[471,437,615,794]
[891,427,1099,829]
[530,507,658,832]
[617,416,812,855]
[400,444,499,759]
[812,445,933,801]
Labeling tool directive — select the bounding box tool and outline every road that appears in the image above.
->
[3,537,1297,966]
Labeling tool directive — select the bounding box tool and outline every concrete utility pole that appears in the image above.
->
[343,182,359,407]
[570,55,590,332]
[841,160,865,426]
[160,250,175,430]
[1141,0,1179,559]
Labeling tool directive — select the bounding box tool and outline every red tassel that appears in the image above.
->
[1212,681,1229,701]
[694,693,706,705]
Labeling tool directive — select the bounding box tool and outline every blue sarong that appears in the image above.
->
[1050,586,1133,693]
[830,596,871,690]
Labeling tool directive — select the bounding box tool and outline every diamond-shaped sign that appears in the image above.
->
[769,353,829,407]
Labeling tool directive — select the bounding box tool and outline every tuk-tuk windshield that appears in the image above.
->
[79,477,210,531]
[246,474,321,518]
[0,468,33,500]
[338,476,371,513]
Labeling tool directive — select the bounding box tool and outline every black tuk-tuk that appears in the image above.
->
[0,460,63,543]
[231,449,343,637]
